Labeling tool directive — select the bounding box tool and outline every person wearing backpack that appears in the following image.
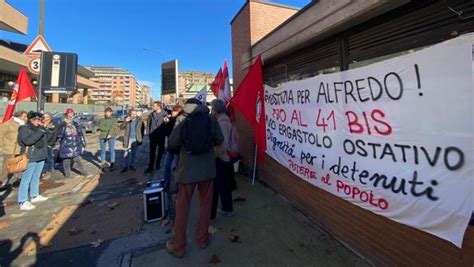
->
[166,98,224,258]
[209,99,234,221]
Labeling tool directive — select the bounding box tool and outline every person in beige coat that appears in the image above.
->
[0,110,27,189]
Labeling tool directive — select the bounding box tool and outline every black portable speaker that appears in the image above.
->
[143,181,166,222]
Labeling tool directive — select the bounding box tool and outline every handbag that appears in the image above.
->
[6,143,29,174]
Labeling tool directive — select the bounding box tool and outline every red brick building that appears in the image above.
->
[231,0,474,265]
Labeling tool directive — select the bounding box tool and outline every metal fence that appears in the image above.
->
[0,101,123,116]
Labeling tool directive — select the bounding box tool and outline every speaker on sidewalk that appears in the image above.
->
[143,180,166,222]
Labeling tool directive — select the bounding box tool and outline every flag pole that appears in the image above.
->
[252,144,258,186]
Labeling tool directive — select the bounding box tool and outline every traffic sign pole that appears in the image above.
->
[37,52,45,111]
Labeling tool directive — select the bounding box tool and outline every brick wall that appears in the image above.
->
[231,1,297,90]
[231,3,251,92]
[234,112,474,265]
[249,2,298,44]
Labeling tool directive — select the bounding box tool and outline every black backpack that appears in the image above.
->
[181,112,213,154]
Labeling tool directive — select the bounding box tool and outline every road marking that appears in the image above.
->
[80,175,100,193]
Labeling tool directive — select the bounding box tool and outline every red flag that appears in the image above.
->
[229,55,266,164]
[2,67,36,123]
[220,60,231,104]
[210,68,223,98]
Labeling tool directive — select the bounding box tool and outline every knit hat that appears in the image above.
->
[27,111,42,120]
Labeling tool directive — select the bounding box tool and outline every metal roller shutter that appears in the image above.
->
[263,0,474,84]
[347,0,474,63]
[263,38,339,86]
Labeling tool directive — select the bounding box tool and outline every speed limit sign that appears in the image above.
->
[28,57,41,74]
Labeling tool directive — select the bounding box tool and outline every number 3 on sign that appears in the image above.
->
[28,58,41,74]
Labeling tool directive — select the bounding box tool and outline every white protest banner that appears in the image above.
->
[264,34,474,247]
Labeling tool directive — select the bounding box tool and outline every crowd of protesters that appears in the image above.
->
[0,98,239,257]
[0,108,90,210]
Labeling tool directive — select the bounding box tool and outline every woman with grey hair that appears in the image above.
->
[210,99,234,220]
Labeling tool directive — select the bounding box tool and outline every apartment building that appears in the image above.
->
[86,66,138,106]
[162,70,215,104]
[177,71,215,93]
[141,84,152,105]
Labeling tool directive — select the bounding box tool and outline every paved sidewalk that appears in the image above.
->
[128,175,369,266]
[0,132,369,266]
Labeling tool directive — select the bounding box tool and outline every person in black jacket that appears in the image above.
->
[145,101,168,173]
[17,112,53,211]
[163,105,183,191]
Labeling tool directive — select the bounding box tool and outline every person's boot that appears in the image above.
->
[166,241,185,258]
[120,167,128,173]
[109,163,115,172]
[42,171,52,180]
[100,162,108,172]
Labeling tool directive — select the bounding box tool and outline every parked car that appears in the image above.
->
[52,113,65,125]
[114,110,128,123]
[74,114,98,133]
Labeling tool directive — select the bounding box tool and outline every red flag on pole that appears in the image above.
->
[2,67,36,123]
[220,60,231,104]
[229,55,266,164]
[210,68,223,98]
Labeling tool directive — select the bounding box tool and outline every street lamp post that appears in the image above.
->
[142,48,165,63]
